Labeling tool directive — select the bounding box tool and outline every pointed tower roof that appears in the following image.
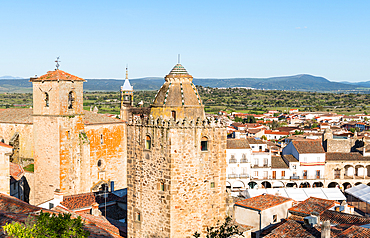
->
[168,64,189,75]
[150,63,205,120]
[121,66,133,91]
[30,69,85,82]
[121,78,133,91]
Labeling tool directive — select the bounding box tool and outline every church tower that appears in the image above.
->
[31,69,86,205]
[120,67,134,121]
[127,64,227,238]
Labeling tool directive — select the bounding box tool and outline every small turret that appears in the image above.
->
[120,66,134,121]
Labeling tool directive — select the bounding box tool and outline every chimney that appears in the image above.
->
[321,220,330,238]
[54,189,63,202]
[312,211,320,225]
[91,202,102,216]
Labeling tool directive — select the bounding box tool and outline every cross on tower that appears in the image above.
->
[55,57,61,70]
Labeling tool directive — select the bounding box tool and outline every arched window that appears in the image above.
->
[68,91,75,109]
[201,136,208,151]
[172,110,176,121]
[145,135,151,149]
[45,92,49,107]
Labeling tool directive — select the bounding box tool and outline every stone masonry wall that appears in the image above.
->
[127,117,227,238]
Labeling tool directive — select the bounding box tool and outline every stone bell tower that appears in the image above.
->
[120,67,134,121]
[127,64,227,238]
[31,69,86,205]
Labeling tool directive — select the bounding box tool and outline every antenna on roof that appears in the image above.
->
[55,57,61,70]
[178,54,180,64]
[125,64,128,80]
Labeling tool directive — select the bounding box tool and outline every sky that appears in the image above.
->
[0,0,369,82]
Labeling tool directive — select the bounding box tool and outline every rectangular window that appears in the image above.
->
[316,170,321,179]
[263,171,268,179]
[303,170,307,179]
[254,159,258,165]
[100,134,104,144]
[201,141,208,151]
[210,182,215,188]
[317,157,320,162]
[136,212,141,222]
[281,171,285,178]
[160,182,165,191]
[254,171,258,177]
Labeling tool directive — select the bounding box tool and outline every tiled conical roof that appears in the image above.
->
[168,64,189,75]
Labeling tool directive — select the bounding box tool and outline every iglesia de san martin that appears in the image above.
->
[0,63,228,237]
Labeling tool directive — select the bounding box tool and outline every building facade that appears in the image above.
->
[127,64,227,238]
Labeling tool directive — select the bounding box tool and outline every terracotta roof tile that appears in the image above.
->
[336,225,370,238]
[288,197,336,216]
[31,70,85,82]
[0,193,41,214]
[264,219,316,238]
[60,192,122,211]
[0,109,122,125]
[321,210,370,225]
[0,142,12,148]
[283,154,299,162]
[10,162,24,180]
[271,156,289,168]
[0,108,33,124]
[326,152,364,161]
[235,194,292,211]
[226,139,251,149]
[292,140,325,154]
[246,138,265,144]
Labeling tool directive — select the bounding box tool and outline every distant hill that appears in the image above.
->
[0,74,365,92]
[0,76,25,80]
[340,81,370,88]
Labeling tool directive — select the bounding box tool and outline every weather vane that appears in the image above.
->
[55,57,61,70]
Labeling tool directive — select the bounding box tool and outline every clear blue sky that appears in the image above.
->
[1,0,369,82]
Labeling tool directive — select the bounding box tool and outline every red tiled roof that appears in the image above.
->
[226,139,251,149]
[326,152,363,161]
[336,225,370,238]
[32,70,85,82]
[10,162,25,180]
[292,140,325,154]
[60,192,122,211]
[265,130,290,135]
[0,193,41,214]
[235,194,292,211]
[264,219,316,238]
[0,142,12,148]
[321,210,370,225]
[288,197,336,216]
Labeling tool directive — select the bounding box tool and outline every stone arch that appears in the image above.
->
[367,182,370,186]
[344,165,354,178]
[226,181,232,189]
[343,182,352,190]
[313,182,324,188]
[366,165,370,177]
[272,181,285,188]
[248,181,258,189]
[68,91,76,109]
[328,182,339,188]
[286,182,297,188]
[300,182,311,188]
[355,182,362,186]
[145,135,151,149]
[261,181,271,188]
[355,165,365,177]
[232,180,245,190]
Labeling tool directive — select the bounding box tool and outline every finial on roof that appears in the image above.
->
[125,64,128,80]
[178,54,180,64]
[55,57,61,70]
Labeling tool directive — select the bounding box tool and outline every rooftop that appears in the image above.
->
[235,194,292,211]
[0,109,123,125]
[226,139,251,149]
[292,140,325,154]
[326,152,364,161]
[271,156,289,168]
[283,154,299,163]
[10,162,25,180]
[31,69,85,82]
[288,197,336,216]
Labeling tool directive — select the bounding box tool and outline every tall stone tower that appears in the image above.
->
[127,64,227,238]
[120,67,134,121]
[31,69,86,205]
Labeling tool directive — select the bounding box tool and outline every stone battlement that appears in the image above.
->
[129,115,227,128]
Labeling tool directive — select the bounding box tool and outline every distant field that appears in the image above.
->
[0,87,369,115]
